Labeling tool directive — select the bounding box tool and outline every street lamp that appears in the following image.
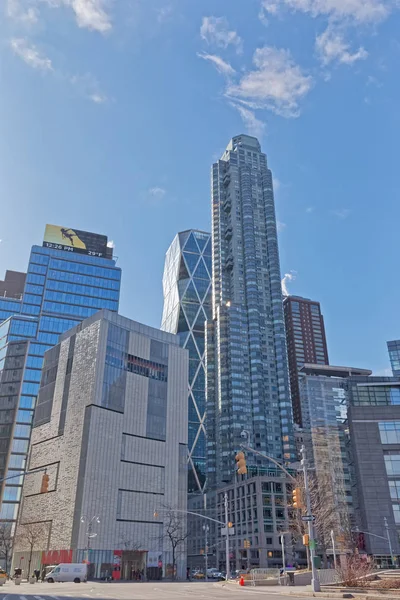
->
[203,524,209,580]
[352,520,395,566]
[80,515,100,565]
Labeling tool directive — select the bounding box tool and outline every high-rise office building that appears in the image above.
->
[283,296,329,425]
[347,376,400,565]
[206,134,294,489]
[387,340,400,378]
[161,230,211,494]
[14,310,188,580]
[0,224,121,524]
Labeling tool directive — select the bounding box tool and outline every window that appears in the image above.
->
[389,481,400,500]
[379,422,400,445]
[393,505,400,525]
[385,455,400,476]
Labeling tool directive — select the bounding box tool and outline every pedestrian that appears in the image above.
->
[34,569,40,582]
[41,568,46,581]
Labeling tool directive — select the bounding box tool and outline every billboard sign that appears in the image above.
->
[43,224,109,258]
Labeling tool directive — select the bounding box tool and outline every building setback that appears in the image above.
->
[0,271,26,301]
[283,295,329,426]
[161,230,212,494]
[13,310,188,579]
[206,134,294,489]
[0,224,121,525]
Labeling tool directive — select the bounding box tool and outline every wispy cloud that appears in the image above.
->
[156,4,173,23]
[200,16,243,53]
[259,0,390,24]
[230,103,266,137]
[6,0,39,25]
[148,187,166,200]
[273,177,281,191]
[373,367,392,376]
[10,38,53,71]
[60,0,112,33]
[306,206,315,213]
[281,270,296,296]
[197,52,236,76]
[277,221,287,232]
[316,27,368,65]
[226,47,313,118]
[331,208,351,218]
[70,73,109,103]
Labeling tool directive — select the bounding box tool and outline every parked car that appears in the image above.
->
[45,563,87,583]
[192,570,205,579]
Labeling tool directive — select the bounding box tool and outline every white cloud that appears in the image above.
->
[316,27,368,65]
[200,16,243,53]
[107,240,115,248]
[373,367,392,376]
[197,52,236,76]
[260,0,390,23]
[226,47,313,118]
[6,0,39,25]
[331,208,351,218]
[70,73,108,103]
[230,103,266,137]
[277,220,287,232]
[148,187,166,200]
[273,177,281,191]
[10,38,53,71]
[39,0,112,32]
[306,206,315,212]
[281,270,296,296]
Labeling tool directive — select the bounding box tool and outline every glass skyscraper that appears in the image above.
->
[0,225,121,523]
[161,230,212,494]
[206,134,294,489]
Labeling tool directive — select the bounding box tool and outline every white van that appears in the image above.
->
[45,563,87,583]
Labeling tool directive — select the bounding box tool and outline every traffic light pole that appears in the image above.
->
[301,445,320,592]
[224,492,230,580]
[240,441,321,592]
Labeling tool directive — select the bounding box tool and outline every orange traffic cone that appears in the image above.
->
[239,575,245,586]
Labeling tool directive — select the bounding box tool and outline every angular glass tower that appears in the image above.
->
[161,230,212,494]
[0,224,121,524]
[206,135,295,489]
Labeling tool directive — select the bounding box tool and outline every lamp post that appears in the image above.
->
[331,530,338,571]
[203,524,209,579]
[80,516,100,565]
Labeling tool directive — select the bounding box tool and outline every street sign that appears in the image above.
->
[221,527,235,536]
[301,515,316,522]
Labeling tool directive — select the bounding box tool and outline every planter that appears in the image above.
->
[30,576,36,584]
[14,577,21,585]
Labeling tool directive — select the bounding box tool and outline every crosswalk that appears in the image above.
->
[0,595,84,600]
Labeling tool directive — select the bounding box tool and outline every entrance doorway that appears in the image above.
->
[121,551,147,580]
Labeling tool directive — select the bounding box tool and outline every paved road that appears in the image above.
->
[0,580,305,600]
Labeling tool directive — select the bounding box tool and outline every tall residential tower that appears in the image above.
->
[206,135,294,488]
[283,295,329,425]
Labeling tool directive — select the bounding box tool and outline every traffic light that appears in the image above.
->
[40,472,49,493]
[303,534,309,547]
[292,487,303,509]
[235,451,247,475]
[244,539,251,549]
[228,522,233,528]
[153,511,159,519]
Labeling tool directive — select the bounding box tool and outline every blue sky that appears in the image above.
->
[0,0,399,374]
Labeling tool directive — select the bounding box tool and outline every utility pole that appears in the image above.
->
[384,517,395,567]
[224,492,230,580]
[300,445,320,592]
[203,524,209,579]
[331,530,337,571]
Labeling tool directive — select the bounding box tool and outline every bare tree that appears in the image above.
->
[0,524,13,575]
[288,471,353,567]
[16,523,45,579]
[159,507,189,580]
